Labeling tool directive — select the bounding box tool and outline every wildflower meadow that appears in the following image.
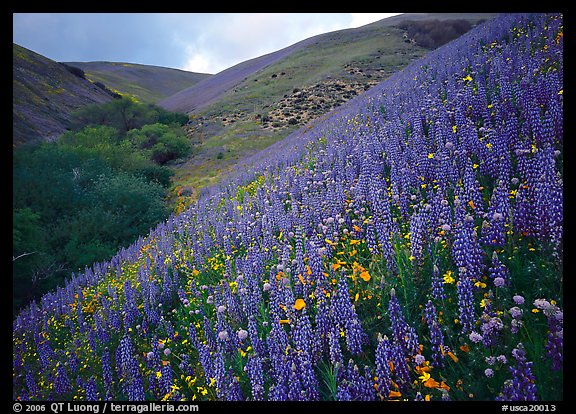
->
[13,13,563,402]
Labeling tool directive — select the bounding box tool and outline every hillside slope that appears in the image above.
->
[64,61,211,104]
[160,13,495,115]
[159,37,317,114]
[13,44,114,146]
[12,13,563,402]
[159,13,496,201]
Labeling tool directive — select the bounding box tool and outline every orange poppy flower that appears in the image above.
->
[423,377,441,388]
[360,271,371,282]
[294,298,306,311]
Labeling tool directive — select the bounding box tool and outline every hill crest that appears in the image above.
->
[63,61,211,104]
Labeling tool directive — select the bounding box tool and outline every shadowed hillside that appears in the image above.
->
[13,44,114,146]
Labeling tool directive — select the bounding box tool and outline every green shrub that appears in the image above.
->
[127,123,192,165]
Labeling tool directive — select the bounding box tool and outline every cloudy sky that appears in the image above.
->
[13,13,402,74]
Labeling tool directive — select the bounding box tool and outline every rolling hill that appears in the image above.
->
[12,12,563,402]
[63,61,211,104]
[158,13,497,202]
[13,44,114,146]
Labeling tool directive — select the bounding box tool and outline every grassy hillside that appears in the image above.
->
[64,61,211,104]
[12,12,563,402]
[13,44,114,146]
[162,13,496,207]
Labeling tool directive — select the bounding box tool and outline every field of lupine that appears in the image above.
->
[13,13,563,402]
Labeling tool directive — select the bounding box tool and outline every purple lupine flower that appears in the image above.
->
[292,308,318,361]
[225,374,245,401]
[187,323,200,349]
[268,382,288,401]
[388,289,419,357]
[287,361,304,401]
[53,364,72,397]
[25,370,39,399]
[146,340,162,372]
[203,316,218,351]
[177,288,189,307]
[374,334,392,399]
[365,222,379,255]
[531,301,564,371]
[314,295,332,354]
[480,315,504,347]
[101,347,114,394]
[247,317,266,356]
[489,251,510,287]
[159,364,174,397]
[178,354,194,377]
[497,344,538,401]
[431,264,446,303]
[298,349,320,400]
[336,382,353,401]
[197,342,214,381]
[84,377,98,401]
[116,336,146,401]
[375,218,397,274]
[328,325,344,366]
[391,341,411,390]
[246,354,265,401]
[36,339,54,371]
[424,301,445,367]
[480,179,511,247]
[337,360,375,401]
[68,349,79,374]
[361,365,377,401]
[456,273,476,334]
[212,351,227,399]
[545,309,563,371]
[331,273,367,355]
[462,156,485,215]
[533,146,563,255]
[409,211,427,264]
[344,317,367,357]
[93,313,110,345]
[452,203,485,281]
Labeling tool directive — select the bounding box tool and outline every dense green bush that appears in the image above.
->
[69,96,188,134]
[13,100,190,313]
[127,123,192,165]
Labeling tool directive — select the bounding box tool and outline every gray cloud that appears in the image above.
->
[13,13,401,74]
